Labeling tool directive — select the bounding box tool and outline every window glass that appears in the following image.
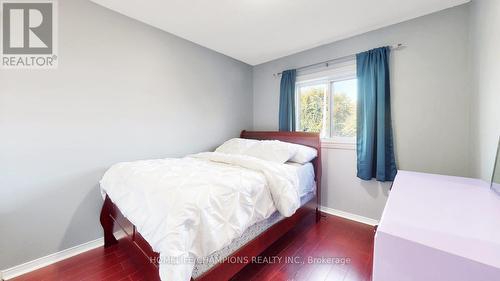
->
[297,84,329,136]
[331,79,357,138]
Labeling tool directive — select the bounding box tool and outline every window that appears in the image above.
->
[295,60,357,144]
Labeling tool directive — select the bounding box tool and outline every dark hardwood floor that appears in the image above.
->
[9,213,374,281]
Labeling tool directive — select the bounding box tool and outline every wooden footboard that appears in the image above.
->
[100,195,118,248]
[100,195,159,262]
[99,130,322,280]
[100,194,317,280]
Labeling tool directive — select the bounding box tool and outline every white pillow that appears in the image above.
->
[215,138,258,154]
[244,140,297,164]
[287,143,318,164]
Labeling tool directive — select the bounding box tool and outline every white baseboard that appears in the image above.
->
[1,229,129,280]
[1,237,104,280]
[320,206,379,226]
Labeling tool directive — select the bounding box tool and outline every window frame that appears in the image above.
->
[295,59,357,148]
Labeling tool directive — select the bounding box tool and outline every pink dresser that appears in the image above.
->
[373,171,500,281]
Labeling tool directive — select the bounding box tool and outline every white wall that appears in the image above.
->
[0,0,253,270]
[253,4,472,220]
[470,0,500,180]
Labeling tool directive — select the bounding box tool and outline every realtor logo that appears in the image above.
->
[1,0,57,68]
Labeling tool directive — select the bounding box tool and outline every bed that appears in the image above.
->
[99,130,322,281]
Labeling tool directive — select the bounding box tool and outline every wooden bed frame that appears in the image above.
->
[100,130,322,280]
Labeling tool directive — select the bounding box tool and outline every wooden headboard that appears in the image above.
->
[240,130,322,209]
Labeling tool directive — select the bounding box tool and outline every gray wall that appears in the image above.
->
[253,5,472,219]
[470,0,500,181]
[0,0,253,269]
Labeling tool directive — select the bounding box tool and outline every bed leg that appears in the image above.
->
[100,195,118,247]
[316,208,321,223]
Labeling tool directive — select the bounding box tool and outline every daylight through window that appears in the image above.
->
[296,62,357,143]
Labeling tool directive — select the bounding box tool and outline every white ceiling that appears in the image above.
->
[90,0,470,65]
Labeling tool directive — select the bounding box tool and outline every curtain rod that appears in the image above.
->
[273,43,405,78]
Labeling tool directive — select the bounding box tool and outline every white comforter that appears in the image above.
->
[100,152,300,281]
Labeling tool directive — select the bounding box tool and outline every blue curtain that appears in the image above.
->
[356,47,397,182]
[279,69,297,131]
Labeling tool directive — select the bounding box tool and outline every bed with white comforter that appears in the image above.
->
[100,151,303,281]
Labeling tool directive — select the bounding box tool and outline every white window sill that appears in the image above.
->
[321,139,356,150]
